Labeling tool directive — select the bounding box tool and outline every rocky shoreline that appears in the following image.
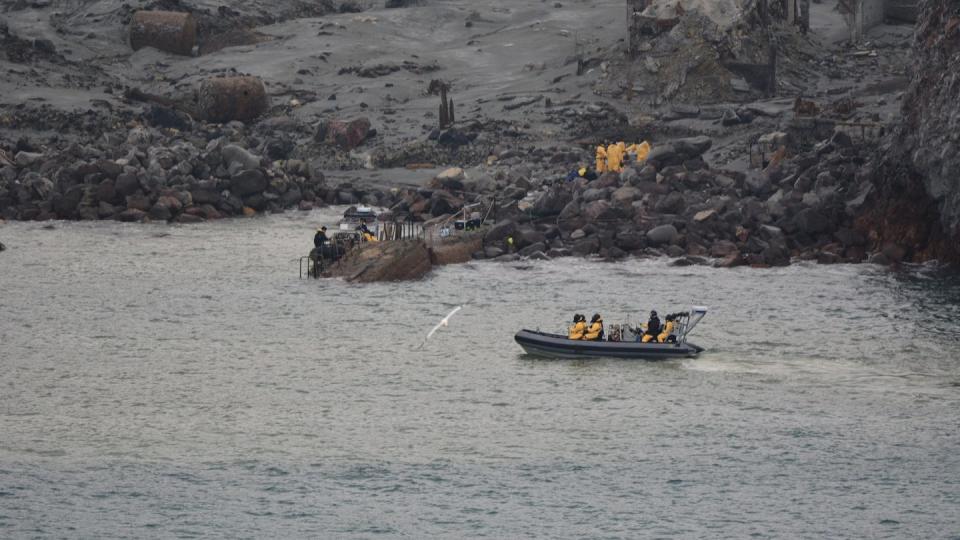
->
[2,0,958,271]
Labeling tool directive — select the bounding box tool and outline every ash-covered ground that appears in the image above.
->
[1,0,937,267]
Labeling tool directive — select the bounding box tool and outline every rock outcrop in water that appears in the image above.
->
[327,239,433,283]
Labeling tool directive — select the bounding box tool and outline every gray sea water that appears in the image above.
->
[1,211,959,539]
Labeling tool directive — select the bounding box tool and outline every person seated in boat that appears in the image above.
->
[658,313,677,343]
[357,220,378,242]
[583,313,604,341]
[641,310,662,343]
[568,314,586,340]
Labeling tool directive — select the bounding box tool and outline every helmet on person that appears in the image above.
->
[578,167,587,176]
[591,313,601,322]
[650,310,658,317]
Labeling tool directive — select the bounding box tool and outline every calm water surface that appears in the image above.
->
[1,212,959,539]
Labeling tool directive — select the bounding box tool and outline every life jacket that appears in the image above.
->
[595,146,607,173]
[636,141,651,163]
[584,320,604,341]
[657,320,675,343]
[568,321,586,340]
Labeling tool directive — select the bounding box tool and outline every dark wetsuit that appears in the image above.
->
[646,315,662,337]
[314,231,328,249]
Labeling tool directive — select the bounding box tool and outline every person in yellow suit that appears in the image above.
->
[595,145,607,173]
[657,314,675,343]
[606,143,622,173]
[635,141,651,164]
[358,221,378,242]
[583,313,604,341]
[568,314,586,340]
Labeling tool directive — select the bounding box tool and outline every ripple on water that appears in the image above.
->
[1,217,959,538]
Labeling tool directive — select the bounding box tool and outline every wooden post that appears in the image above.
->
[438,84,450,129]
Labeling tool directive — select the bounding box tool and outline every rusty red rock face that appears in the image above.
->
[315,118,373,150]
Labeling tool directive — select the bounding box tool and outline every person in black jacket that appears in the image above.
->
[314,226,328,249]
[641,310,662,343]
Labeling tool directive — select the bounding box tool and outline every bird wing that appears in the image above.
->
[424,305,463,341]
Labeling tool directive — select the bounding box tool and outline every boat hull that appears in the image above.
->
[514,329,703,360]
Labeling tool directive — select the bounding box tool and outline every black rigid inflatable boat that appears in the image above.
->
[515,307,708,360]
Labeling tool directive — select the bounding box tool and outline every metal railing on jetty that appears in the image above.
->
[299,196,497,279]
[423,200,496,247]
[376,221,425,242]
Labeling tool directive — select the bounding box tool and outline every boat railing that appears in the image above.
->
[299,255,322,279]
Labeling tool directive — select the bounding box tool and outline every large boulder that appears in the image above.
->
[655,192,685,214]
[570,236,600,256]
[230,169,267,197]
[615,230,645,250]
[24,174,55,201]
[437,128,472,147]
[115,172,141,198]
[673,136,713,159]
[646,224,678,245]
[645,144,680,167]
[611,186,642,204]
[484,219,517,243]
[532,186,573,217]
[315,117,373,150]
[53,185,84,218]
[793,208,831,235]
[329,239,432,283]
[581,188,609,203]
[582,200,623,222]
[221,145,262,174]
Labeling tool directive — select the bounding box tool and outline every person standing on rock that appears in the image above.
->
[595,144,607,173]
[606,142,623,173]
[314,226,329,250]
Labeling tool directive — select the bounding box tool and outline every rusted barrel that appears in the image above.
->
[129,11,197,56]
[197,76,269,124]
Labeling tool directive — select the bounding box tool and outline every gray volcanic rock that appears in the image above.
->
[647,224,678,245]
[532,186,572,217]
[222,145,262,173]
[230,169,268,197]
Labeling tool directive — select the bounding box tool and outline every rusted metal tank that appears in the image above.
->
[129,11,197,56]
[197,76,269,124]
